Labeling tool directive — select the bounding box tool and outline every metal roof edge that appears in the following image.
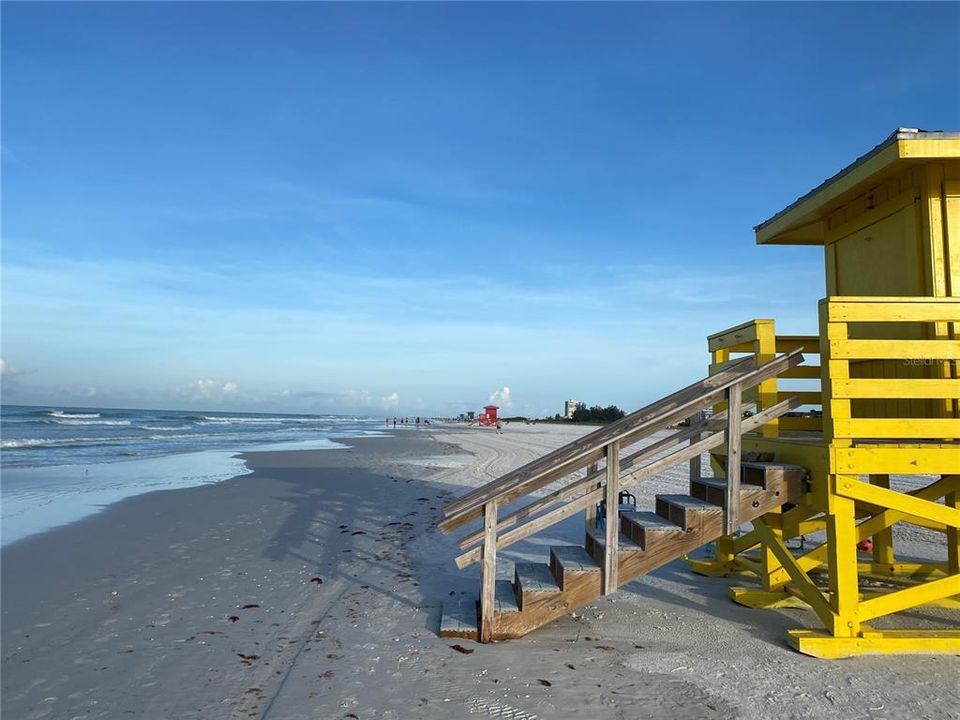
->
[753,128,957,236]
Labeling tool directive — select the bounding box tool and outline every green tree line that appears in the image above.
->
[570,403,625,423]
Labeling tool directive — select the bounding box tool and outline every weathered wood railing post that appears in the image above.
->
[480,500,498,643]
[724,383,742,535]
[584,462,599,528]
[687,411,702,487]
[603,441,620,594]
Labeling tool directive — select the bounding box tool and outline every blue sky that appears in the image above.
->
[3,2,958,417]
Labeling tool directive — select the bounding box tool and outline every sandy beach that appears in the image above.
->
[2,425,958,720]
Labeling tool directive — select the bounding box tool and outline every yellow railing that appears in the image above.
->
[819,296,960,444]
[707,320,822,436]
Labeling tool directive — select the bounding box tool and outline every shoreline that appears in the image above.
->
[2,432,465,719]
[3,426,958,720]
[0,433,376,548]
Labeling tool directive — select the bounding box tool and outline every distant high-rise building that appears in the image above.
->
[564,399,579,419]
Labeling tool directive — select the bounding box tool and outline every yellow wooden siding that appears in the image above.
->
[832,204,924,298]
[946,173,960,290]
[824,167,920,242]
[826,196,947,418]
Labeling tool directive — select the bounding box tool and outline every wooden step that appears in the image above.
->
[514,562,560,608]
[741,462,807,492]
[584,525,643,555]
[550,546,600,590]
[494,562,587,639]
[494,579,520,614]
[447,464,810,642]
[620,511,685,550]
[655,494,722,532]
[690,468,807,527]
[439,595,479,640]
[584,525,650,580]
[690,477,767,506]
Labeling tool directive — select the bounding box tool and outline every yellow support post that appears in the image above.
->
[870,474,896,564]
[825,479,860,638]
[948,481,960,575]
[759,508,786,591]
[755,320,779,438]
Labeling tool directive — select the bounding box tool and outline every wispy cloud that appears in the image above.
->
[382,391,400,409]
[0,359,25,376]
[179,378,240,402]
[488,386,512,407]
[1,246,823,413]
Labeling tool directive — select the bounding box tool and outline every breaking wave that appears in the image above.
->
[48,410,102,419]
[2,436,133,449]
[196,415,332,425]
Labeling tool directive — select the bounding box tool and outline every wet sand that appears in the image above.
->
[2,427,958,720]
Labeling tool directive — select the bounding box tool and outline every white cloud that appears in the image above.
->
[0,359,23,376]
[382,391,400,408]
[180,378,239,401]
[0,243,824,414]
[488,386,512,407]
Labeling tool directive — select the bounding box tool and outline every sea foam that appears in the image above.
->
[48,410,101,419]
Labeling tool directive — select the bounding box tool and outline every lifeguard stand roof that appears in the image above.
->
[755,128,960,246]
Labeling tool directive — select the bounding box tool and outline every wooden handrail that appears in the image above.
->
[458,351,806,639]
[441,355,756,520]
[440,383,732,534]
[453,394,803,569]
[440,350,803,534]
[455,409,736,551]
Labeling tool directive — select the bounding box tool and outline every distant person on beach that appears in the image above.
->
[496,419,503,434]
[393,417,397,428]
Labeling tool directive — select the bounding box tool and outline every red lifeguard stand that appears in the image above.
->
[478,405,499,427]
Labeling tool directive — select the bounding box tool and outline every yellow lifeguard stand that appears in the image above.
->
[437,129,957,658]
[695,128,960,657]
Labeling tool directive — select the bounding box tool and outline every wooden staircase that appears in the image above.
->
[441,462,806,640]
[438,349,809,642]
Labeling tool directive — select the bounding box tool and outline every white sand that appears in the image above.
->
[2,426,957,720]
[420,423,959,720]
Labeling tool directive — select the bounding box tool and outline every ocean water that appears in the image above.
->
[1,405,388,546]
